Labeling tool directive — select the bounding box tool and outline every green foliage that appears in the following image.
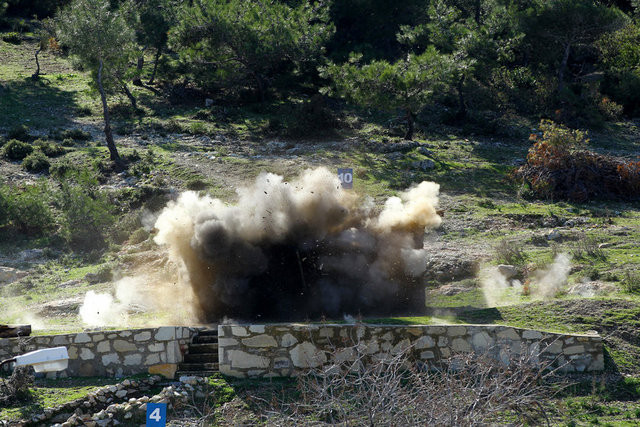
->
[50,128,91,141]
[2,139,33,160]
[494,238,527,265]
[5,0,71,18]
[128,227,149,245]
[22,149,50,173]
[55,171,115,251]
[34,139,65,157]
[323,47,458,138]
[622,270,640,294]
[170,0,334,100]
[535,119,589,152]
[1,31,20,43]
[7,124,30,141]
[0,182,56,235]
[56,0,136,93]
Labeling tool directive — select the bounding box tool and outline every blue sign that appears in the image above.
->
[338,168,353,189]
[146,402,167,426]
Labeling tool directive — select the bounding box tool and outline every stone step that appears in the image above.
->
[197,328,218,337]
[188,343,218,354]
[184,353,218,363]
[175,370,218,378]
[193,335,218,344]
[178,362,219,372]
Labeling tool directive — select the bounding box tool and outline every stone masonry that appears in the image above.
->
[0,326,196,379]
[218,324,604,378]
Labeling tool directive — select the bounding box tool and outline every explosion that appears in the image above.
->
[152,167,441,322]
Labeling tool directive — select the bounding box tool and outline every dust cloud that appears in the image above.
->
[480,253,572,306]
[148,167,442,322]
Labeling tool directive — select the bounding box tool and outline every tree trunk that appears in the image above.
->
[0,324,31,338]
[474,0,481,24]
[31,48,41,80]
[456,75,467,120]
[148,45,162,85]
[122,83,137,109]
[557,42,571,93]
[98,59,122,166]
[254,73,266,102]
[404,109,415,140]
[132,55,144,86]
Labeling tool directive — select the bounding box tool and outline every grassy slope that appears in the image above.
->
[1,32,640,425]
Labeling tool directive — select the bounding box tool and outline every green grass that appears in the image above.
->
[0,376,121,421]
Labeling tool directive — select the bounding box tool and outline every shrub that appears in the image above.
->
[186,177,208,190]
[56,172,115,251]
[494,239,527,265]
[3,183,56,235]
[34,139,65,157]
[7,124,30,141]
[50,128,91,141]
[257,343,558,426]
[22,150,50,173]
[621,271,640,294]
[129,227,150,244]
[514,120,640,201]
[1,31,21,44]
[2,139,33,160]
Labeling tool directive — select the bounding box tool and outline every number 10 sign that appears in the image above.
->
[338,168,353,189]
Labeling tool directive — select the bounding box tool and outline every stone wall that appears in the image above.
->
[0,326,196,379]
[218,324,604,378]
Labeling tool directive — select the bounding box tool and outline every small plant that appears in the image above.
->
[186,177,208,190]
[50,128,92,141]
[0,367,33,405]
[34,139,65,157]
[129,227,150,244]
[571,235,606,261]
[1,31,22,44]
[7,124,30,141]
[22,150,50,173]
[621,271,640,294]
[2,139,33,160]
[494,239,527,265]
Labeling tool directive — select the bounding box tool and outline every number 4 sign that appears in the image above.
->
[146,402,167,426]
[338,168,353,189]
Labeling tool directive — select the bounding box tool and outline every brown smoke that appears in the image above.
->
[153,167,441,322]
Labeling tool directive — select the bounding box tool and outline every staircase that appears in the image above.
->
[177,327,219,377]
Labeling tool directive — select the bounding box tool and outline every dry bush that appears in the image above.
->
[0,367,33,406]
[513,120,640,202]
[253,342,564,426]
[494,238,528,265]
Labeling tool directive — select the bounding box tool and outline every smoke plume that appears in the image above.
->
[153,167,441,322]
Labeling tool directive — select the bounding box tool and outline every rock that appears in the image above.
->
[241,334,277,347]
[497,264,517,279]
[385,152,404,160]
[115,390,128,398]
[148,363,177,379]
[180,376,200,385]
[546,230,561,241]
[598,242,613,249]
[205,98,214,107]
[0,266,28,284]
[410,160,435,171]
[418,146,434,156]
[18,248,44,262]
[290,342,327,368]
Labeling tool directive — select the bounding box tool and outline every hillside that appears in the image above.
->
[1,2,640,424]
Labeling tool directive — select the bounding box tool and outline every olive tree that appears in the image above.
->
[56,0,137,165]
